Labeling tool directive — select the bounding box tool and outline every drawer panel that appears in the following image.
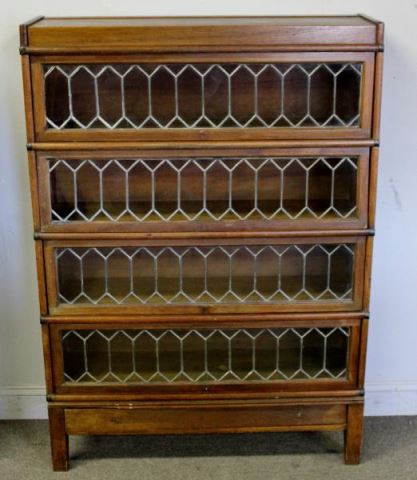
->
[44,237,365,314]
[49,318,361,394]
[37,148,369,232]
[30,52,375,141]
[64,403,347,435]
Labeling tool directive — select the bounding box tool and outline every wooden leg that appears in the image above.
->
[344,403,364,465]
[48,407,69,471]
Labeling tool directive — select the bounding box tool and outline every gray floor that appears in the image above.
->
[0,417,416,479]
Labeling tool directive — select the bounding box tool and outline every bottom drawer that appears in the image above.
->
[48,318,361,395]
[64,402,347,435]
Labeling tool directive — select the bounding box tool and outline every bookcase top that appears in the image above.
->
[20,15,383,53]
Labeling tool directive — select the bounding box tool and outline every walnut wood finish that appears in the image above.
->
[29,139,379,149]
[29,51,375,143]
[64,402,347,435]
[46,316,361,396]
[20,15,383,470]
[345,403,365,464]
[36,147,370,234]
[47,407,68,471]
[23,16,382,54]
[42,235,366,316]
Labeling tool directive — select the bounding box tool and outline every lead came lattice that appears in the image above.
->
[61,327,350,384]
[49,156,358,223]
[44,63,362,130]
[56,244,354,306]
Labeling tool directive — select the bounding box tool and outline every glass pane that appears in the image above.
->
[44,63,362,130]
[48,157,358,223]
[55,244,355,306]
[61,326,350,384]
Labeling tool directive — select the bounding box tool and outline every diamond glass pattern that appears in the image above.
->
[44,63,362,130]
[61,327,350,384]
[48,156,358,223]
[56,244,354,306]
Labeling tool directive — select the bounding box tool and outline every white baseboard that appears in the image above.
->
[1,383,417,419]
[365,382,417,416]
[0,387,47,419]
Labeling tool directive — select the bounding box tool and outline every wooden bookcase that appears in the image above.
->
[20,15,383,470]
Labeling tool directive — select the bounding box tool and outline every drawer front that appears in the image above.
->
[38,148,369,232]
[44,237,365,314]
[64,403,348,434]
[31,52,375,141]
[49,318,361,394]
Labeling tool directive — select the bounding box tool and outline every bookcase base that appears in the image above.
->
[48,398,364,471]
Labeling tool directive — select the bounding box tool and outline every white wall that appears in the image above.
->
[1,0,417,418]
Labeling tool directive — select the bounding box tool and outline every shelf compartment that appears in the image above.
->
[44,237,365,314]
[37,148,369,232]
[30,52,375,142]
[47,317,361,394]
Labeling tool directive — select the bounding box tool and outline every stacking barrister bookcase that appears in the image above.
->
[20,15,383,470]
